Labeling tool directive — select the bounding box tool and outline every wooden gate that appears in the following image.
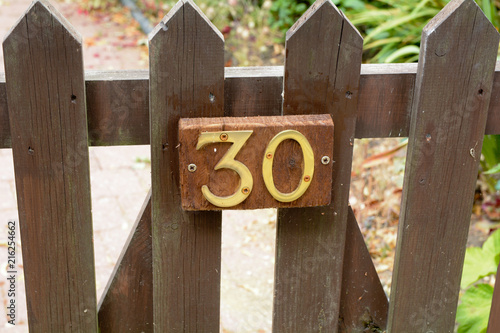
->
[1,0,500,331]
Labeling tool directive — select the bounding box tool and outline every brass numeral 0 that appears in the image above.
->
[196,131,254,207]
[262,130,314,202]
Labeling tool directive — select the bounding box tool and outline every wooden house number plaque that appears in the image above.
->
[178,114,334,210]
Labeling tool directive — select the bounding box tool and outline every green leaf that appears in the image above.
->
[461,229,500,288]
[481,135,500,170]
[384,45,420,63]
[343,0,365,11]
[363,9,438,44]
[456,284,493,333]
[484,163,500,175]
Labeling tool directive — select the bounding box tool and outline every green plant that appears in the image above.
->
[457,229,500,332]
[268,0,366,37]
[480,135,500,195]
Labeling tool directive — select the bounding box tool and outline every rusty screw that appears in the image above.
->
[266,152,273,159]
[188,164,197,172]
[304,175,311,182]
[220,133,228,141]
[242,187,250,195]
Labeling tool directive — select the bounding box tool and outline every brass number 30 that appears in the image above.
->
[196,130,315,207]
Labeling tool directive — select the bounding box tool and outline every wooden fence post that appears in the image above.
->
[388,0,500,331]
[3,0,97,331]
[149,0,225,331]
[487,261,500,332]
[273,0,363,331]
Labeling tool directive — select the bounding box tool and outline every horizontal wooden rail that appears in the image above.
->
[1,62,499,149]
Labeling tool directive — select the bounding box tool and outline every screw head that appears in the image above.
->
[220,133,228,141]
[321,156,330,165]
[241,187,250,195]
[266,152,273,159]
[304,175,311,182]
[188,164,197,172]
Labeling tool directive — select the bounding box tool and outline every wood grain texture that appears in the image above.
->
[339,206,388,332]
[86,70,150,146]
[356,64,417,138]
[273,1,363,331]
[224,67,283,118]
[487,261,500,333]
[179,115,334,210]
[0,72,9,149]
[2,64,500,148]
[149,0,224,331]
[388,1,500,332]
[3,1,97,331]
[98,190,153,333]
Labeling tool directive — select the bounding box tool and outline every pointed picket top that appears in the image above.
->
[149,0,223,44]
[424,0,497,39]
[388,0,500,331]
[275,0,364,331]
[3,0,81,47]
[285,0,362,44]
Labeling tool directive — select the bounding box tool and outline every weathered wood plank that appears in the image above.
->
[357,64,416,138]
[179,115,334,210]
[273,1,363,331]
[339,206,388,332]
[1,64,500,148]
[487,261,500,333]
[98,190,153,332]
[3,0,97,331]
[388,0,500,332]
[224,67,283,118]
[0,72,9,149]
[149,0,224,331]
[86,70,150,146]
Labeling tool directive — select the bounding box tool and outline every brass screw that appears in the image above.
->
[242,187,250,195]
[266,152,273,159]
[220,133,228,141]
[304,175,311,182]
[188,164,197,172]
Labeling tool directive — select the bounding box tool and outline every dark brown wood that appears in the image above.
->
[3,0,97,331]
[224,66,284,118]
[2,64,500,148]
[487,261,500,333]
[388,0,500,332]
[273,1,363,331]
[98,190,153,333]
[178,115,334,210]
[357,64,417,138]
[86,70,150,146]
[149,0,224,331]
[339,207,388,332]
[0,72,9,149]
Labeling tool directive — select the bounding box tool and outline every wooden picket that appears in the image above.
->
[149,0,225,330]
[488,262,500,333]
[273,0,362,331]
[3,0,97,331]
[1,0,500,332]
[388,1,499,331]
